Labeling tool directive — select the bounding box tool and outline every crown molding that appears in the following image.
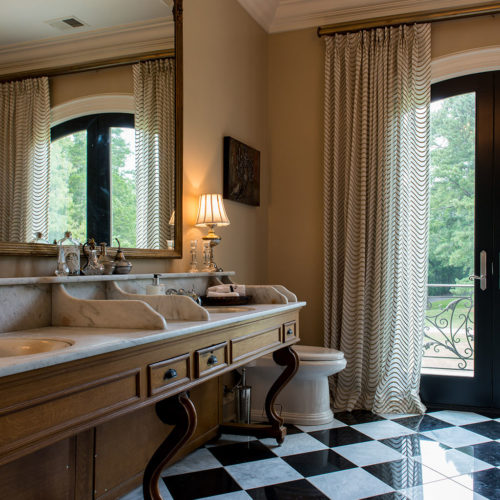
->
[236,0,496,33]
[236,0,280,31]
[0,18,174,77]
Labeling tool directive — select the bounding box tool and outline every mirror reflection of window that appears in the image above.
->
[49,131,87,244]
[49,113,135,246]
[110,127,136,248]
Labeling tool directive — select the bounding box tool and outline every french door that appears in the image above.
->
[420,72,500,409]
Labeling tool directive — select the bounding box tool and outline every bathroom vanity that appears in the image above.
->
[0,273,304,499]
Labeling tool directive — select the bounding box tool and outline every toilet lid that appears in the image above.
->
[293,345,344,361]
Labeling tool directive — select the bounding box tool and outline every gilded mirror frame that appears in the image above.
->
[0,0,183,259]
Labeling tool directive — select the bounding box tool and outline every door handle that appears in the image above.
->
[469,250,487,291]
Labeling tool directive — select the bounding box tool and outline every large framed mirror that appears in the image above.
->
[0,0,182,258]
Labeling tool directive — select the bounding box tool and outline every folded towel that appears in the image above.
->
[207,291,240,298]
[207,284,246,296]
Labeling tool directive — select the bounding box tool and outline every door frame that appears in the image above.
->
[420,72,496,409]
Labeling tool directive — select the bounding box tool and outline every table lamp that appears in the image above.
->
[195,194,230,272]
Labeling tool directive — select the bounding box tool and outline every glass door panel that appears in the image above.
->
[420,73,495,408]
[423,92,476,378]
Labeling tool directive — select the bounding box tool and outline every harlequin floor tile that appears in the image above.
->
[461,420,500,441]
[428,410,491,426]
[457,441,500,467]
[225,457,303,490]
[414,448,492,478]
[352,420,415,440]
[119,409,499,500]
[363,458,446,489]
[208,441,276,466]
[335,410,386,425]
[260,431,328,457]
[401,478,488,500]
[309,426,372,447]
[380,434,450,459]
[308,466,394,500]
[247,478,328,499]
[421,427,490,448]
[393,415,454,433]
[332,440,403,466]
[163,468,241,500]
[452,467,500,498]
[282,449,356,477]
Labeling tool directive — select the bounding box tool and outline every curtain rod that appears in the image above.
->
[0,48,175,83]
[317,1,500,36]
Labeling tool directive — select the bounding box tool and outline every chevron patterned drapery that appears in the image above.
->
[133,58,175,249]
[323,24,431,414]
[0,77,50,243]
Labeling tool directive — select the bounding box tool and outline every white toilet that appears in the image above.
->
[243,345,346,426]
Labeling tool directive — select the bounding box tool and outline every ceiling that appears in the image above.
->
[0,0,494,48]
[0,0,173,46]
[237,0,498,33]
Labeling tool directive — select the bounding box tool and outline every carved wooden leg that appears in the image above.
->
[219,346,299,444]
[143,392,197,500]
[265,346,299,444]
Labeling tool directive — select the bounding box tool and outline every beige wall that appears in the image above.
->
[172,0,269,285]
[267,14,500,347]
[0,0,269,284]
[3,6,500,339]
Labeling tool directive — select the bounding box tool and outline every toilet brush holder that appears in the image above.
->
[235,368,251,424]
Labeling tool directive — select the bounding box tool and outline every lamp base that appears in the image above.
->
[202,233,221,272]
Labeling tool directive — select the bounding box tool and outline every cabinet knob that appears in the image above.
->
[164,368,178,380]
[207,354,218,366]
[287,328,294,336]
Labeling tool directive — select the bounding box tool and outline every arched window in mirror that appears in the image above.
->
[50,113,135,247]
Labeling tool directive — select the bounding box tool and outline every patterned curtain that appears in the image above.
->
[0,77,50,242]
[323,24,431,414]
[133,58,176,249]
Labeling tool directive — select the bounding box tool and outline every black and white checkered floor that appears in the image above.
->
[122,410,500,499]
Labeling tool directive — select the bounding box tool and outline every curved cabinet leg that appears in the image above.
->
[264,346,299,444]
[143,391,197,500]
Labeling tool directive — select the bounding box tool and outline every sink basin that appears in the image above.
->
[205,306,255,314]
[0,338,74,357]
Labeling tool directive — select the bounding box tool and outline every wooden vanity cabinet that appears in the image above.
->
[0,308,301,499]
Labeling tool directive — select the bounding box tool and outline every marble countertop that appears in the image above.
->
[0,302,305,378]
[0,271,235,286]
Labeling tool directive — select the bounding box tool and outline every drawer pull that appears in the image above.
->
[207,355,218,366]
[287,328,294,336]
[164,368,178,380]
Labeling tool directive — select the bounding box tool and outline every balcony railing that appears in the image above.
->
[422,284,474,377]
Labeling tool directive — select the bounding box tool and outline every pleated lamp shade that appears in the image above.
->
[195,194,230,227]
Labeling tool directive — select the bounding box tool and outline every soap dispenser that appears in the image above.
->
[146,274,164,295]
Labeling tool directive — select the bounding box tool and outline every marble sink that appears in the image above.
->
[0,338,74,357]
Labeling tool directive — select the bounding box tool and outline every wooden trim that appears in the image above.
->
[318,2,500,36]
[0,50,174,83]
[0,0,183,260]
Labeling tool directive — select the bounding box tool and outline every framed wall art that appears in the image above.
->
[223,136,260,206]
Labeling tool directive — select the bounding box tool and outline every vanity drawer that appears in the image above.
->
[0,369,141,453]
[195,342,228,378]
[231,327,282,363]
[148,353,191,396]
[283,321,297,341]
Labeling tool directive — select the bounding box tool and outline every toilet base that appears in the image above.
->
[250,408,334,426]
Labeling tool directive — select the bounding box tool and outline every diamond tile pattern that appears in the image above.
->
[120,410,499,500]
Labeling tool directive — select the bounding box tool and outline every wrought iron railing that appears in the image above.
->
[422,284,474,376]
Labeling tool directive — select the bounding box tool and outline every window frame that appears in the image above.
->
[50,112,134,245]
